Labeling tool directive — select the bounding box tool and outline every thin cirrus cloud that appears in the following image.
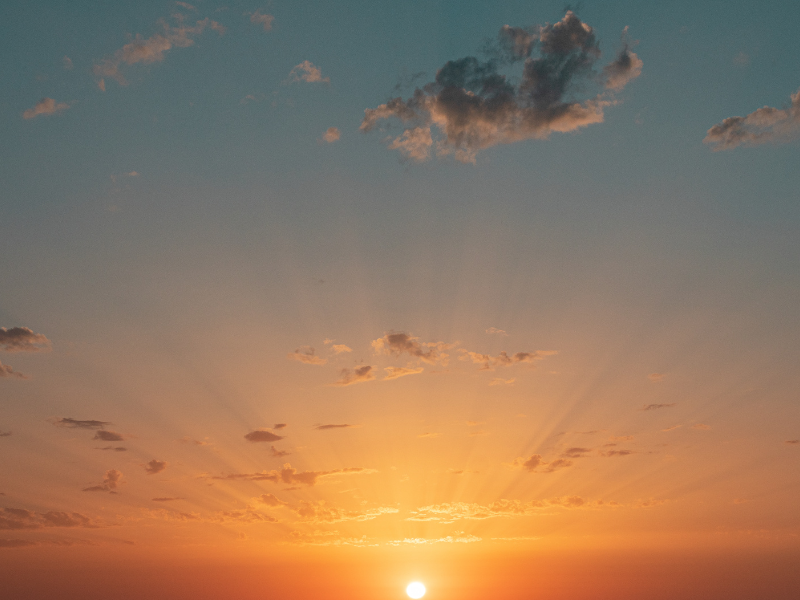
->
[287,60,330,84]
[511,454,573,473]
[460,349,557,370]
[22,98,69,120]
[144,460,168,475]
[372,332,452,365]
[287,346,327,365]
[0,327,51,352]
[249,9,274,32]
[332,365,375,386]
[207,464,374,486]
[704,88,800,150]
[82,469,123,493]
[383,366,424,380]
[92,14,225,89]
[360,11,642,163]
[244,429,284,443]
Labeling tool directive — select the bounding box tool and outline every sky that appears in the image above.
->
[1,1,800,598]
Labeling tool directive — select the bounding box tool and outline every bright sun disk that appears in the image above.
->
[406,582,426,598]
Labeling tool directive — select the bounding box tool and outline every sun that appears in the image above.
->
[406,582,426,599]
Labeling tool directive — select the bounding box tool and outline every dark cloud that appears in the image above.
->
[704,88,800,150]
[0,361,28,379]
[274,423,287,429]
[315,424,357,430]
[93,430,124,442]
[287,346,327,365]
[270,445,290,457]
[642,403,676,411]
[601,449,634,457]
[208,464,373,487]
[144,460,167,475]
[361,11,641,163]
[332,365,375,386]
[244,429,284,443]
[0,327,51,353]
[372,332,451,365]
[82,469,122,493]
[561,447,592,458]
[54,418,111,429]
[0,431,11,437]
[0,507,97,530]
[786,440,799,445]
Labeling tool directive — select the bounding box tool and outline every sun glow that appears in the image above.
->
[406,582,426,598]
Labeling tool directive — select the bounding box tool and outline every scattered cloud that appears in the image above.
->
[643,403,676,411]
[274,423,287,429]
[0,327,51,352]
[704,88,800,150]
[144,460,167,475]
[489,377,515,386]
[287,346,327,365]
[786,440,799,445]
[208,463,374,486]
[82,469,123,493]
[691,423,711,430]
[648,373,665,382]
[63,56,74,70]
[600,449,634,457]
[22,98,70,120]
[372,332,451,365]
[662,425,681,432]
[54,418,110,429]
[0,431,11,437]
[152,497,183,502]
[561,447,592,458]
[332,365,375,386]
[322,127,340,143]
[293,501,398,523]
[384,366,424,380]
[485,327,508,336]
[511,454,573,473]
[93,15,225,88]
[254,493,288,507]
[407,497,610,522]
[315,424,358,430]
[287,60,330,84]
[269,446,290,458]
[417,432,441,438]
[388,535,482,545]
[249,9,274,32]
[0,361,28,379]
[361,11,641,163]
[93,430,125,442]
[178,436,212,446]
[461,349,556,370]
[244,429,285,443]
[96,446,127,452]
[0,507,98,530]
[176,2,196,10]
[324,340,352,354]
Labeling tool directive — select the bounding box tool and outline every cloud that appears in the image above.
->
[322,127,340,143]
[96,446,127,452]
[152,497,183,502]
[511,454,573,473]
[93,430,125,442]
[489,377,515,386]
[417,432,440,438]
[561,447,592,458]
[293,501,398,523]
[0,361,28,379]
[384,366,424,380]
[176,2,196,10]
[389,535,482,545]
[485,327,508,336]
[460,349,557,370]
[332,365,375,386]
[600,449,634,457]
[208,463,374,487]
[0,539,37,547]
[602,29,643,91]
[705,88,800,150]
[287,60,330,84]
[0,327,51,352]
[648,373,665,382]
[786,440,799,445]
[244,429,285,443]
[324,340,352,354]
[0,431,11,437]
[254,493,288,507]
[274,423,287,429]
[407,497,607,522]
[82,469,123,493]
[145,460,167,474]
[691,423,711,430]
[287,346,327,365]
[0,507,98,530]
[372,332,452,365]
[22,98,70,120]
[315,424,358,430]
[54,418,111,429]
[249,9,274,31]
[662,425,681,431]
[270,445,291,457]
[643,403,676,411]
[178,436,212,446]
[361,11,641,163]
[63,56,73,70]
[92,15,225,88]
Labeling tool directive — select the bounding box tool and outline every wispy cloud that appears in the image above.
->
[384,366,424,380]
[705,88,800,150]
[287,346,327,365]
[270,445,291,457]
[0,361,28,379]
[0,327,51,352]
[82,469,123,493]
[511,454,573,473]
[485,327,508,336]
[208,463,374,486]
[648,373,665,382]
[324,339,352,354]
[372,332,452,365]
[287,60,329,84]
[22,98,70,120]
[293,501,397,523]
[643,403,676,411]
[460,349,556,370]
[315,424,359,430]
[244,429,285,443]
[249,9,274,32]
[144,460,167,474]
[93,430,125,442]
[407,497,609,522]
[332,365,375,386]
[0,507,99,530]
[361,11,641,163]
[54,418,111,429]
